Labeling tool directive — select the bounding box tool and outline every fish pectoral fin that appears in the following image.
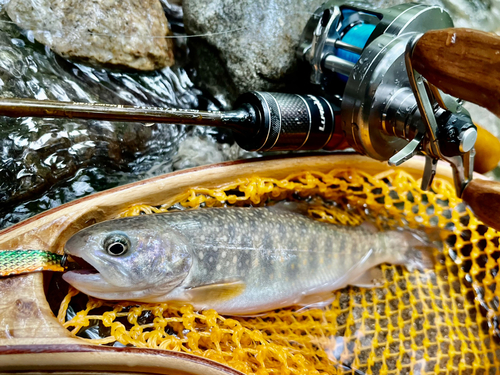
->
[187,280,246,303]
[350,266,385,288]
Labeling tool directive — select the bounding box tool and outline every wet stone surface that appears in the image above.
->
[6,0,175,70]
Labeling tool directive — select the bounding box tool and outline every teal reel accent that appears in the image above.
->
[336,22,376,81]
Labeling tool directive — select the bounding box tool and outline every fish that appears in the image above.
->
[62,206,436,315]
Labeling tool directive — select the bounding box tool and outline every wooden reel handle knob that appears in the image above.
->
[411,28,500,117]
[462,179,500,230]
[412,28,500,230]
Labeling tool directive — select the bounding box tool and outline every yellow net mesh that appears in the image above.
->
[57,168,500,374]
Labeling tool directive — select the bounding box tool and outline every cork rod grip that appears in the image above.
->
[411,28,500,117]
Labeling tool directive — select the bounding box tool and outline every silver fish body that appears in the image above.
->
[63,206,431,314]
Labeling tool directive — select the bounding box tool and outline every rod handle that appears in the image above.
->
[411,28,500,117]
[462,179,500,231]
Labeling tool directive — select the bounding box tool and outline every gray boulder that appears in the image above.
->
[183,0,324,106]
[6,0,175,70]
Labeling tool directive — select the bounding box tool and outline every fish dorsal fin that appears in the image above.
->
[187,280,246,303]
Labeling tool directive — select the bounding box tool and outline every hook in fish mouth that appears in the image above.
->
[60,254,68,268]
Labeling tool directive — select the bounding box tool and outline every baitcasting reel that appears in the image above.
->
[297,1,477,196]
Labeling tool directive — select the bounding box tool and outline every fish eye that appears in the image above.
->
[103,234,130,256]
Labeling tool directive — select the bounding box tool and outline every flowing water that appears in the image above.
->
[0,0,499,229]
[0,5,255,229]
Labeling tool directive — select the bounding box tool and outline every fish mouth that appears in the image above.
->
[69,268,99,275]
[63,255,99,275]
[62,258,111,295]
[62,254,134,295]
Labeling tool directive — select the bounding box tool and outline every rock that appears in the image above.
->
[160,0,183,20]
[183,0,324,106]
[6,0,174,70]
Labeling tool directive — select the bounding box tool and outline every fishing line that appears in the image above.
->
[0,11,315,40]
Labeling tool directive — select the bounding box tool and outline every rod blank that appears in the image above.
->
[0,98,254,133]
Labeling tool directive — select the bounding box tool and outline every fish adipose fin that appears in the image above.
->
[360,220,379,233]
[187,280,246,303]
[350,266,385,288]
[266,200,310,215]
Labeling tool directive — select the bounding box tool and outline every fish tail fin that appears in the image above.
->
[400,230,440,272]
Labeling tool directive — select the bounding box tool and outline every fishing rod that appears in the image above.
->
[0,92,345,152]
[0,1,500,232]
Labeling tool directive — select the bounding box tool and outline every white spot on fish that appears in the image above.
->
[233,255,237,264]
[221,251,227,258]
[216,264,221,271]
[199,252,204,260]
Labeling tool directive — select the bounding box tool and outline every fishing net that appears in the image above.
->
[57,168,500,374]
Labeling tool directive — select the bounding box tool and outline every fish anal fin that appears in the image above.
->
[421,226,453,242]
[350,267,385,288]
[399,230,438,272]
[296,292,336,311]
[187,280,246,303]
[405,245,436,272]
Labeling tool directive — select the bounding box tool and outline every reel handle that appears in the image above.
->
[462,179,500,231]
[411,28,500,230]
[411,28,500,117]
